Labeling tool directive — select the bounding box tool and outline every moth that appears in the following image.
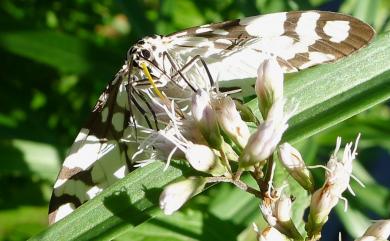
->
[49,11,374,224]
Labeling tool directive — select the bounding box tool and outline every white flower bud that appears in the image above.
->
[355,237,381,241]
[259,227,288,241]
[260,196,292,224]
[308,185,340,225]
[185,144,226,176]
[239,101,288,168]
[278,143,314,192]
[355,237,386,241]
[275,195,292,223]
[260,195,302,240]
[357,220,390,240]
[255,58,284,118]
[159,177,206,215]
[212,96,250,148]
[191,89,222,149]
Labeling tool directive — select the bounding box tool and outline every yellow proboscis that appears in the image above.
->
[140,62,165,100]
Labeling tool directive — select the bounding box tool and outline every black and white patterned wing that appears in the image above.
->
[166,11,374,92]
[48,66,140,224]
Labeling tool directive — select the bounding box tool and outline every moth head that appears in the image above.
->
[131,35,165,65]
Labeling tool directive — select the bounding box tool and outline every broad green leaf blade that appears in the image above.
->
[0,206,48,240]
[31,32,390,240]
[30,162,188,241]
[0,139,60,181]
[314,104,390,150]
[0,31,117,75]
[118,207,246,241]
[0,31,89,73]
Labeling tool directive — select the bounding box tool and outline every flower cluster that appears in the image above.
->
[152,58,292,216]
[140,57,366,241]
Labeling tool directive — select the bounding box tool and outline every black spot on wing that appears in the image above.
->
[58,167,95,186]
[48,193,82,224]
[167,19,255,51]
[276,11,374,71]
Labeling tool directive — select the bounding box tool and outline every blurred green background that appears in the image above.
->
[0,0,389,240]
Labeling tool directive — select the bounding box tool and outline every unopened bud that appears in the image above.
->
[278,143,314,192]
[255,58,284,118]
[310,186,339,224]
[185,144,226,176]
[259,227,288,241]
[159,177,206,215]
[260,196,302,240]
[212,96,250,148]
[356,220,390,241]
[355,237,384,241]
[239,101,288,168]
[239,122,276,168]
[275,195,292,223]
[191,89,222,149]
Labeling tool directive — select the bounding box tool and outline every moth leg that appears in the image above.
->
[167,54,215,89]
[126,83,154,130]
[162,52,197,92]
[133,89,159,131]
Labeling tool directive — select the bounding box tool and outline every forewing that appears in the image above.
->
[48,67,138,224]
[167,11,374,85]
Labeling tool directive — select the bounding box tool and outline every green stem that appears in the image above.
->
[206,176,262,197]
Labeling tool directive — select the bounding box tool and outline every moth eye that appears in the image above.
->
[141,49,151,59]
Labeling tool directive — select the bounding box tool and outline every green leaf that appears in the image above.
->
[117,211,203,241]
[0,31,117,75]
[118,207,246,241]
[314,104,390,150]
[0,31,88,73]
[0,206,48,241]
[29,162,188,241]
[0,139,60,181]
[30,32,390,240]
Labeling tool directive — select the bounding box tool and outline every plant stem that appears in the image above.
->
[219,147,232,176]
[262,155,275,197]
[206,176,262,197]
